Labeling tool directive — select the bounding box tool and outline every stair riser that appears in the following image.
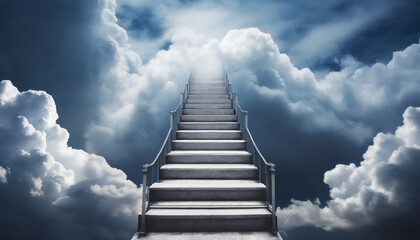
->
[142,217,271,232]
[181,115,237,122]
[183,109,234,115]
[172,142,246,150]
[184,103,232,109]
[179,123,239,130]
[176,131,241,140]
[160,169,257,179]
[150,189,266,201]
[188,95,229,99]
[186,99,232,104]
[166,154,251,164]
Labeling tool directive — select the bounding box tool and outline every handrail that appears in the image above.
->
[139,78,189,234]
[229,75,277,234]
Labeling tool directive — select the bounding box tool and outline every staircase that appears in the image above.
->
[134,59,277,238]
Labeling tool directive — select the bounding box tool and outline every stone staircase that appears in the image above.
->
[134,60,278,238]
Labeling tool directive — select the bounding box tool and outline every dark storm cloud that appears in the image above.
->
[0,0,116,149]
[116,5,165,39]
[344,0,420,65]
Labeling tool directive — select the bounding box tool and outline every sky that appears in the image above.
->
[0,0,420,239]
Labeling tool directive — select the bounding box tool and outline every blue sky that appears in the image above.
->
[0,0,420,239]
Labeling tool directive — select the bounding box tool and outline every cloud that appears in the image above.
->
[116,0,400,69]
[0,166,7,183]
[276,106,420,234]
[85,14,420,215]
[0,80,141,239]
[1,1,419,238]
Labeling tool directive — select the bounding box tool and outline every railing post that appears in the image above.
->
[232,92,237,115]
[180,92,184,109]
[139,164,149,234]
[269,163,277,234]
[244,111,248,129]
[265,165,270,208]
[170,111,175,141]
[185,84,188,102]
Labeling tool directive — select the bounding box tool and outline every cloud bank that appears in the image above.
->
[277,106,420,235]
[0,80,140,239]
[1,1,420,239]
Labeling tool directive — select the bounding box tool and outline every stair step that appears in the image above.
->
[176,130,241,140]
[166,150,252,164]
[189,86,227,91]
[188,94,230,99]
[189,90,229,95]
[183,109,234,115]
[181,115,237,122]
[190,83,226,88]
[191,77,225,82]
[149,180,266,201]
[186,98,231,104]
[184,103,232,109]
[143,208,271,232]
[149,201,266,209]
[178,122,239,130]
[160,164,257,179]
[172,140,246,150]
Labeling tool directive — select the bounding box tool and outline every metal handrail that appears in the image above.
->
[139,77,190,234]
[229,76,277,234]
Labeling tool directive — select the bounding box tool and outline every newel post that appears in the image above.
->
[139,164,149,234]
[269,163,277,234]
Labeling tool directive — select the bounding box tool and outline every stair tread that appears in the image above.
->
[161,164,257,170]
[176,130,241,133]
[173,140,245,143]
[179,122,238,124]
[150,201,266,208]
[167,150,251,156]
[150,180,265,189]
[146,208,271,217]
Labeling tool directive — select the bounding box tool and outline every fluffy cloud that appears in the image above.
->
[116,0,400,68]
[1,1,419,239]
[219,29,418,142]
[277,106,420,232]
[0,80,140,239]
[83,1,202,171]
[85,9,420,215]
[0,166,7,183]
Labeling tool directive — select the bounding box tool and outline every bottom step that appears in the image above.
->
[142,208,272,232]
[132,232,281,240]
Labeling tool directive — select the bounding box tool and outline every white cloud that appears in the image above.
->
[116,0,397,68]
[277,106,420,230]
[0,79,141,239]
[0,166,7,184]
